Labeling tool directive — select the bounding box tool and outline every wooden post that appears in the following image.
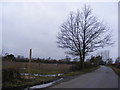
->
[29,49,32,65]
[56,64,58,77]
[28,49,32,79]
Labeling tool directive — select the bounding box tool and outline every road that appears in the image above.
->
[51,66,118,88]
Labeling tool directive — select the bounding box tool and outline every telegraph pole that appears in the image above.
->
[29,49,32,66]
[28,49,32,79]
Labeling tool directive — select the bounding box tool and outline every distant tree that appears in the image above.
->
[115,57,120,64]
[65,55,71,63]
[17,55,24,59]
[96,56,104,65]
[107,58,113,64]
[47,57,51,60]
[90,56,98,65]
[57,5,113,68]
[6,54,15,62]
[90,55,103,65]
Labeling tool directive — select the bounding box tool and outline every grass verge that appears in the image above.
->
[109,65,120,77]
[60,66,100,78]
[2,76,58,89]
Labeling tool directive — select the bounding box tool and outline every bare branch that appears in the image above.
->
[57,5,113,66]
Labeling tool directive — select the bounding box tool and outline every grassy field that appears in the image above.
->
[2,61,100,89]
[2,61,72,89]
[2,61,72,74]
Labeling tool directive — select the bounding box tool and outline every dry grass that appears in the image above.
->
[109,65,120,76]
[2,61,72,74]
[2,61,72,89]
[3,76,58,89]
[2,61,100,89]
[61,66,100,77]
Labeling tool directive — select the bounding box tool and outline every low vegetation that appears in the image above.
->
[3,75,58,89]
[2,61,71,89]
[2,60,100,89]
[108,64,120,76]
[61,66,100,78]
[2,54,104,89]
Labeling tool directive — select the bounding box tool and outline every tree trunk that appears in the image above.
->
[79,56,85,69]
[80,60,84,69]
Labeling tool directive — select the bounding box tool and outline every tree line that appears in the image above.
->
[2,53,108,65]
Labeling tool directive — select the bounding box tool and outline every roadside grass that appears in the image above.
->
[60,66,100,78]
[3,76,58,89]
[108,65,120,76]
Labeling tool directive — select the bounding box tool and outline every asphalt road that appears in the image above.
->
[51,66,118,88]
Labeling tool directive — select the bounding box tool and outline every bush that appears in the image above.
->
[84,62,95,68]
[2,68,21,82]
[69,64,80,71]
[69,62,82,71]
[70,62,98,71]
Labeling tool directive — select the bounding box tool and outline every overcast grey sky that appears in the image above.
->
[2,2,118,59]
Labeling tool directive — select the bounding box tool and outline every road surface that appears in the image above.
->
[51,66,118,88]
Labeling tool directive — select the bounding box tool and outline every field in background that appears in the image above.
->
[2,61,72,74]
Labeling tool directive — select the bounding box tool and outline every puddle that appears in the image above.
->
[24,78,63,90]
[20,73,63,77]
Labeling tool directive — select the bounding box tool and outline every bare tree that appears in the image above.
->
[57,5,113,68]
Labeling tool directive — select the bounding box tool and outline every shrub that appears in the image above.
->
[84,62,95,68]
[70,62,98,71]
[69,63,81,71]
[2,68,21,82]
